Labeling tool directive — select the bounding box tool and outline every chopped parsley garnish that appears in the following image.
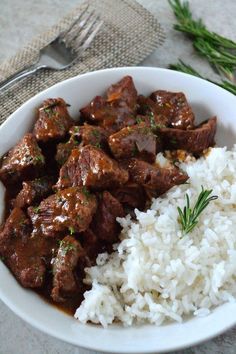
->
[173,159,179,165]
[131,143,139,157]
[136,116,143,124]
[92,129,101,138]
[43,107,54,116]
[71,136,79,146]
[73,126,80,133]
[170,138,177,144]
[19,217,26,226]
[77,214,82,221]
[94,142,101,148]
[148,111,156,129]
[57,121,65,131]
[34,155,45,163]
[142,104,150,111]
[155,123,166,129]
[59,240,77,254]
[61,174,70,181]
[57,195,64,204]
[68,226,75,235]
[88,129,101,147]
[140,126,152,135]
[32,206,40,213]
[82,186,91,199]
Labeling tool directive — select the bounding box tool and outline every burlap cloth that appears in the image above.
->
[0,0,165,123]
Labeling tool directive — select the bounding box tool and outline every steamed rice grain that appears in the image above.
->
[75,147,236,327]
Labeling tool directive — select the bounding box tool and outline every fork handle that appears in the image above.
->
[0,63,46,92]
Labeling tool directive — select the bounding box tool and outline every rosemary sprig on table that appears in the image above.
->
[177,186,218,235]
[169,0,236,49]
[169,60,236,95]
[168,0,236,80]
[194,38,236,80]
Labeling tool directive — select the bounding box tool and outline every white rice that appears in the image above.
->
[75,146,236,327]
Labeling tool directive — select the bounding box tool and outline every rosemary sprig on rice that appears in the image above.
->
[177,186,218,235]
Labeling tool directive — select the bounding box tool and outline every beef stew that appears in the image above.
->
[0,76,217,315]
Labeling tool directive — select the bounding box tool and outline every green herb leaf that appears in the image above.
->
[94,142,101,148]
[131,142,139,157]
[148,111,156,129]
[43,107,54,116]
[136,116,143,124]
[92,129,101,138]
[73,126,80,133]
[19,217,26,225]
[82,186,91,199]
[32,206,40,214]
[155,123,166,129]
[59,239,76,254]
[177,186,218,235]
[170,138,177,144]
[34,155,45,163]
[68,226,75,235]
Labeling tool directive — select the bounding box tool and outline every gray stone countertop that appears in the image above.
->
[0,0,236,353]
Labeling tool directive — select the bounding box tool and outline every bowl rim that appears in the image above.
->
[0,66,236,353]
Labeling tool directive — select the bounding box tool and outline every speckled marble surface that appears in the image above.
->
[0,0,236,353]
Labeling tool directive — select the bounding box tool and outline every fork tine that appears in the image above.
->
[59,4,89,40]
[76,10,96,31]
[69,14,99,46]
[75,20,103,54]
[65,11,95,43]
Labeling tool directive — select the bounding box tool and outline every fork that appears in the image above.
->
[0,6,103,92]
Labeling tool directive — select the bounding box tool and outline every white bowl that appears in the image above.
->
[0,67,236,353]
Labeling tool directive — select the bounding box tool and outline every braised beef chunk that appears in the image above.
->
[106,76,137,111]
[150,90,195,130]
[56,124,110,166]
[108,124,158,163]
[81,229,114,264]
[14,176,54,208]
[0,208,46,288]
[80,96,136,132]
[125,158,188,197]
[70,124,109,149]
[51,236,85,302]
[110,183,146,211]
[55,137,79,166]
[80,76,138,132]
[91,191,125,243]
[160,117,217,153]
[137,95,169,129]
[80,229,99,263]
[79,95,108,122]
[33,98,74,142]
[28,187,97,237]
[0,208,30,253]
[8,250,45,289]
[0,133,45,185]
[56,145,129,190]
